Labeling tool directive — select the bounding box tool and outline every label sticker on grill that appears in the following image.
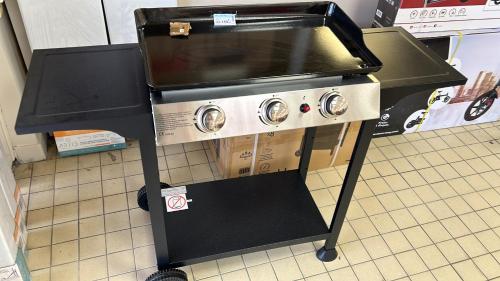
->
[162,186,192,212]
[213,14,236,26]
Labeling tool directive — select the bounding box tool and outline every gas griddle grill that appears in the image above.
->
[16,2,465,280]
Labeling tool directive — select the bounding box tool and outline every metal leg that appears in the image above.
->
[139,134,170,269]
[299,127,317,181]
[316,119,377,262]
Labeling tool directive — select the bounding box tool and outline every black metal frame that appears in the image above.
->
[138,119,377,269]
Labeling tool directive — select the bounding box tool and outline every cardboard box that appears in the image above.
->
[54,130,126,157]
[209,129,304,178]
[309,122,361,171]
[373,0,500,37]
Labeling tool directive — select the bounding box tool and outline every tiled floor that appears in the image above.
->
[16,120,500,281]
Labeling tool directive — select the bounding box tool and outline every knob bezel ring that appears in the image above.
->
[319,91,347,118]
[260,98,289,125]
[195,105,225,133]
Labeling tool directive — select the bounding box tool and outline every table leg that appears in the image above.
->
[316,119,377,261]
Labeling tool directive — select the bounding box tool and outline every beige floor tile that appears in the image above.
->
[55,170,78,189]
[370,213,398,234]
[163,144,184,155]
[432,265,462,281]
[243,251,270,267]
[430,181,458,199]
[450,161,476,177]
[410,271,436,281]
[382,231,412,254]
[109,272,137,281]
[104,193,128,213]
[27,226,52,250]
[54,186,78,205]
[482,154,500,170]
[372,161,397,176]
[290,242,315,256]
[311,189,335,208]
[323,247,349,271]
[479,189,500,206]
[390,209,418,229]
[78,167,102,184]
[125,174,145,192]
[79,234,106,259]
[456,234,488,257]
[100,150,122,165]
[477,208,500,228]
[350,217,379,239]
[436,239,468,263]
[295,252,326,277]
[444,196,473,215]
[421,221,452,243]
[169,166,193,184]
[395,250,428,275]
[18,178,31,195]
[366,148,387,162]
[365,178,392,195]
[319,170,343,187]
[459,212,489,233]
[340,240,371,265]
[466,158,491,174]
[360,164,380,180]
[401,171,427,187]
[437,148,462,163]
[79,198,103,218]
[328,266,357,281]
[374,255,406,281]
[30,268,50,281]
[271,257,303,281]
[447,177,474,195]
[222,269,250,281]
[107,250,136,276]
[473,254,500,280]
[101,163,124,180]
[27,246,51,270]
[361,236,391,260]
[413,185,439,203]
[453,259,487,281]
[190,163,214,181]
[304,272,331,281]
[353,181,374,199]
[390,158,415,173]
[122,147,141,162]
[358,197,385,216]
[422,151,447,165]
[216,256,245,274]
[51,240,78,265]
[52,221,78,244]
[131,225,154,248]
[464,174,491,191]
[441,217,471,238]
[27,207,53,229]
[123,160,143,176]
[396,189,424,207]
[305,174,326,191]
[377,193,404,211]
[78,181,102,201]
[56,156,78,173]
[403,226,433,248]
[426,200,455,220]
[416,245,448,269]
[102,177,126,196]
[80,256,108,281]
[29,190,54,210]
[475,229,500,252]
[352,261,383,281]
[134,245,156,270]
[129,208,151,227]
[78,154,100,169]
[32,160,56,177]
[192,261,220,280]
[79,215,105,238]
[461,193,490,211]
[166,153,189,169]
[408,205,436,225]
[107,229,133,253]
[266,247,292,262]
[51,262,78,281]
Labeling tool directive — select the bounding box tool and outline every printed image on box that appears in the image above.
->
[419,32,500,131]
[54,130,126,157]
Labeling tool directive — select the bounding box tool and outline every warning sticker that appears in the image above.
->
[162,186,191,213]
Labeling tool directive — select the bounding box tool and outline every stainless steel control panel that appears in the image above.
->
[152,80,380,145]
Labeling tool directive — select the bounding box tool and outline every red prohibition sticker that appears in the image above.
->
[165,194,190,212]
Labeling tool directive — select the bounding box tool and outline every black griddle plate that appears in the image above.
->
[135,2,382,90]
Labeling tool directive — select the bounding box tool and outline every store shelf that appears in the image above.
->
[162,171,329,267]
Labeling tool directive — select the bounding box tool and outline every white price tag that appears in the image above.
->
[213,14,236,26]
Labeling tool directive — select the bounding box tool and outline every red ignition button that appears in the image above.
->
[300,103,311,113]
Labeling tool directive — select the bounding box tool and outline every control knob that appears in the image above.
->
[260,98,289,125]
[196,105,225,133]
[319,91,348,118]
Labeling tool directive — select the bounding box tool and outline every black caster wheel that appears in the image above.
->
[316,246,338,262]
[146,269,187,281]
[137,182,171,211]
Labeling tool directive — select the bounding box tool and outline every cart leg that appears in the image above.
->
[139,134,171,269]
[316,119,377,262]
[299,127,317,181]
